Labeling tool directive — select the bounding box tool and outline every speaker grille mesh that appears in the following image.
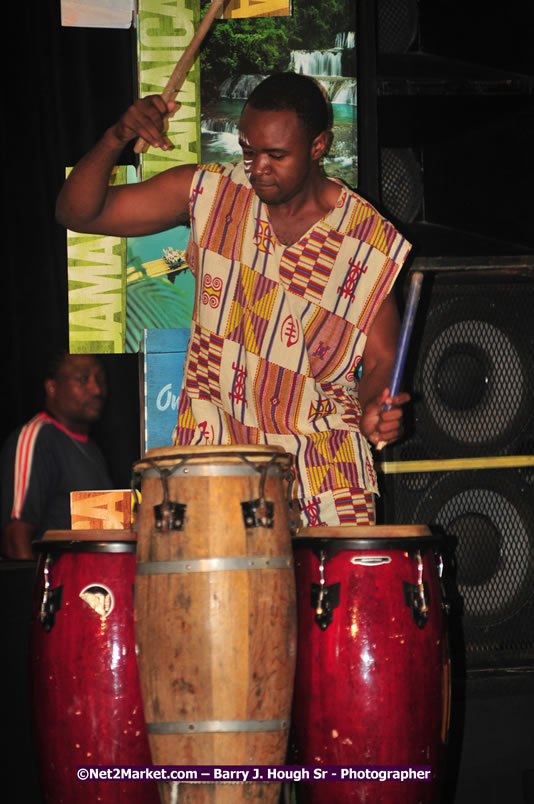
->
[377,0,419,54]
[380,147,423,223]
[382,469,534,669]
[412,283,534,456]
[380,273,534,670]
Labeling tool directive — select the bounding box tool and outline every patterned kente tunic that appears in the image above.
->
[174,162,411,526]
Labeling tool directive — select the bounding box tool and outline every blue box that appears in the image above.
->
[142,328,190,452]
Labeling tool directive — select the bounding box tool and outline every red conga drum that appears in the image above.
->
[132,445,297,804]
[291,525,450,803]
[31,531,159,804]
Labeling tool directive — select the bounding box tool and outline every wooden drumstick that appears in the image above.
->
[376,270,424,451]
[134,0,227,154]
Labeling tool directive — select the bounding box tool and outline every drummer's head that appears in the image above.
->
[243,73,333,146]
[44,350,107,435]
[239,74,334,206]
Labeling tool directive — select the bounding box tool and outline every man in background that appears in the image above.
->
[1,351,112,559]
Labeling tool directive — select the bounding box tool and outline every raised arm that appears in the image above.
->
[56,95,196,237]
[358,293,410,448]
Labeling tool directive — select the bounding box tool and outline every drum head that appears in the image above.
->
[35,533,136,555]
[134,444,292,476]
[42,529,134,542]
[294,524,439,552]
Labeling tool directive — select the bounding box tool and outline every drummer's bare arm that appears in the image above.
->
[1,519,37,560]
[358,294,410,448]
[56,95,196,237]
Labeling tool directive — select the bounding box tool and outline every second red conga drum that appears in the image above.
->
[133,445,297,804]
[291,525,450,804]
[31,531,159,804]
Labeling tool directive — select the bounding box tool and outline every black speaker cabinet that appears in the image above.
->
[407,269,534,458]
[365,0,534,255]
[379,262,534,671]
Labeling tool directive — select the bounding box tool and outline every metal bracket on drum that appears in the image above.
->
[307,548,340,630]
[239,454,279,529]
[287,499,302,533]
[38,554,63,631]
[241,498,274,529]
[403,581,430,629]
[404,550,430,628]
[153,466,186,531]
[311,582,340,630]
[434,549,451,615]
[39,555,63,631]
[154,500,186,531]
[39,586,63,631]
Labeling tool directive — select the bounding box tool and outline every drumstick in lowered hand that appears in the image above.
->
[134,0,228,154]
[376,270,424,451]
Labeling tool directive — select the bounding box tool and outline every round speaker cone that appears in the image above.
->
[414,295,532,456]
[414,472,534,627]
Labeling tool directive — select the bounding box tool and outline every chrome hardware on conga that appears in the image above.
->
[311,550,340,630]
[403,548,430,628]
[38,554,62,631]
[132,445,297,804]
[292,525,451,804]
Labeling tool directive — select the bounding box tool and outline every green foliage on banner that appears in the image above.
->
[200,0,354,94]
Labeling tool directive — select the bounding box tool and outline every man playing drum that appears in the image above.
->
[56,72,411,527]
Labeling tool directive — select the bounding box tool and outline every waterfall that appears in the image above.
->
[220,74,266,100]
[202,30,357,177]
[335,31,355,49]
[201,118,239,135]
[291,31,356,105]
[330,80,357,106]
[293,50,343,77]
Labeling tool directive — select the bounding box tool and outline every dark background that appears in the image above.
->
[3,3,139,487]
[1,2,533,801]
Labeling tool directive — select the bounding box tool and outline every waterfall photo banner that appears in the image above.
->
[127,0,358,353]
[66,0,359,353]
[199,0,358,188]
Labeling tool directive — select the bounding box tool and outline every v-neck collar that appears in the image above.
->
[253,175,348,251]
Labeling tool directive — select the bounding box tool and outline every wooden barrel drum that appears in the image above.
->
[133,445,297,803]
[291,525,451,804]
[31,531,159,804]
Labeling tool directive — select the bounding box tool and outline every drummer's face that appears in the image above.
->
[239,105,327,207]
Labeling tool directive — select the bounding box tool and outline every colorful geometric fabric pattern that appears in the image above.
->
[304,430,360,496]
[253,357,307,435]
[279,221,344,303]
[225,263,278,355]
[184,323,224,404]
[299,488,376,527]
[198,176,256,261]
[174,163,411,520]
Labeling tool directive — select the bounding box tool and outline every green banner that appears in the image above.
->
[68,167,127,354]
[138,0,201,181]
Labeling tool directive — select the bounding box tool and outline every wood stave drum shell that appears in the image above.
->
[133,445,297,804]
[291,525,450,804]
[31,534,159,804]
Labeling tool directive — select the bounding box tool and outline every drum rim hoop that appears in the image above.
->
[34,540,136,554]
[296,525,432,539]
[293,535,443,551]
[134,444,292,472]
